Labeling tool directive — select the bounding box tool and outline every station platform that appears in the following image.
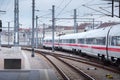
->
[0,69,58,80]
[0,47,58,80]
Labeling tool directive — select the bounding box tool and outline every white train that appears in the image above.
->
[43,24,120,67]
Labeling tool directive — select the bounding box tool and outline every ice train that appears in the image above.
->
[43,24,120,67]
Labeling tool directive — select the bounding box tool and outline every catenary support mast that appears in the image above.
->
[14,0,19,46]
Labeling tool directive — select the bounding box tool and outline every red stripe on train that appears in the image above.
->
[44,43,120,52]
[91,46,120,52]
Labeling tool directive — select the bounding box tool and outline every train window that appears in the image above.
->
[95,37,106,45]
[86,37,105,45]
[59,39,62,43]
[62,39,64,43]
[78,39,84,44]
[111,36,120,46]
[69,39,75,43]
[66,39,69,43]
[63,39,66,43]
[49,40,52,42]
[48,40,50,42]
[73,39,75,43]
[55,40,58,43]
[62,39,66,43]
[43,40,45,42]
[86,38,94,44]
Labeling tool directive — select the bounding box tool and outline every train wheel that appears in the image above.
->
[78,50,81,54]
[77,49,81,55]
[72,49,76,54]
[101,55,110,65]
[97,54,101,60]
[101,55,105,61]
[115,58,120,68]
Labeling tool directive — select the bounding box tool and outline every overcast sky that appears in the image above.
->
[0,0,119,28]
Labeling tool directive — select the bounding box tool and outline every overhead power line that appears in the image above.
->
[56,0,73,17]
[82,4,119,17]
[85,3,110,6]
[56,0,65,10]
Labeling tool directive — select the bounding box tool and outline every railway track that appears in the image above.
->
[40,52,95,80]
[22,48,120,80]
[36,49,120,74]
[54,54,120,74]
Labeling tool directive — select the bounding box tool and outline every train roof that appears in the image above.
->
[59,24,120,39]
[44,36,59,40]
[84,26,110,38]
[109,24,120,36]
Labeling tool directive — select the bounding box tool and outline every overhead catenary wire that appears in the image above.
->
[82,4,119,17]
[99,7,112,13]
[56,0,73,17]
[55,0,96,18]
[56,0,65,10]
[1,0,119,28]
[85,3,111,6]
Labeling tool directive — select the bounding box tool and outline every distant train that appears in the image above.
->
[43,24,120,67]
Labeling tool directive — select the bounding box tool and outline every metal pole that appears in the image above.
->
[0,20,2,50]
[74,9,77,33]
[18,0,19,45]
[119,1,120,18]
[14,0,19,46]
[36,16,38,48]
[42,23,45,47]
[8,22,10,47]
[0,32,1,50]
[14,0,15,45]
[112,0,114,17]
[52,5,55,52]
[31,0,35,57]
[93,18,94,29]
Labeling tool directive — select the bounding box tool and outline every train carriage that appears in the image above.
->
[79,27,110,57]
[43,24,120,67]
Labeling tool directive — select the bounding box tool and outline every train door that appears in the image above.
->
[109,36,120,58]
[107,25,120,66]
